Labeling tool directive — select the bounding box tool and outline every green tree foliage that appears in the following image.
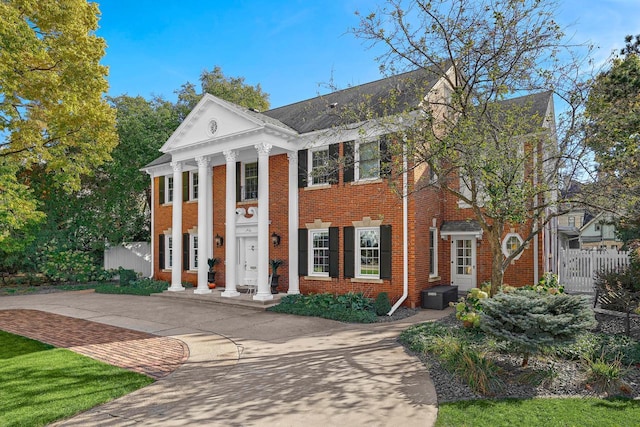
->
[0,0,117,252]
[480,290,596,366]
[175,66,270,120]
[585,35,640,243]
[353,0,592,295]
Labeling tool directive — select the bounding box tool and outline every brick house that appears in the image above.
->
[142,66,557,308]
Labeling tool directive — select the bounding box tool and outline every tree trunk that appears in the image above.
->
[489,227,505,297]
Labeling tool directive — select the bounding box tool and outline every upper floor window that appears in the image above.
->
[166,176,174,203]
[309,148,330,186]
[190,171,199,200]
[356,140,380,181]
[568,216,575,227]
[243,162,258,200]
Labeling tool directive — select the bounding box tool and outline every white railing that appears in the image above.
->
[104,242,151,277]
[559,248,629,294]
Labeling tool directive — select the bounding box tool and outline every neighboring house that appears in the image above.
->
[142,67,557,308]
[557,209,622,250]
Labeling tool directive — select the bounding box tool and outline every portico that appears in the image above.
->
[145,94,300,301]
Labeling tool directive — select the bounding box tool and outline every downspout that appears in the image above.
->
[388,143,409,315]
[149,173,155,279]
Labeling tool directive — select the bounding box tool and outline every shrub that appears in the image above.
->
[42,250,113,283]
[118,268,137,286]
[480,290,596,366]
[268,292,377,323]
[584,353,630,397]
[594,267,640,336]
[453,287,488,328]
[374,292,392,316]
[94,279,169,296]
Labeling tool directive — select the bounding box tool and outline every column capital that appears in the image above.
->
[195,156,210,168]
[287,151,298,166]
[255,143,273,156]
[170,161,183,173]
[223,150,237,163]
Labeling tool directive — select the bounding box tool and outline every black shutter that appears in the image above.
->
[183,233,190,271]
[183,171,189,201]
[329,227,339,278]
[329,144,339,184]
[343,141,354,183]
[380,225,392,279]
[159,177,165,205]
[298,150,308,188]
[236,162,242,202]
[344,226,355,278]
[158,234,165,270]
[380,135,392,179]
[298,228,308,276]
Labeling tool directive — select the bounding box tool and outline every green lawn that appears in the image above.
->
[0,330,154,427]
[436,397,640,427]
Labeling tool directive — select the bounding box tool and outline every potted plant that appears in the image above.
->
[269,259,285,294]
[207,258,220,288]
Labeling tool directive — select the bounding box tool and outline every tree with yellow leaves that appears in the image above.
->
[0,0,117,251]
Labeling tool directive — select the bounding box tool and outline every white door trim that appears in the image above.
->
[450,236,477,291]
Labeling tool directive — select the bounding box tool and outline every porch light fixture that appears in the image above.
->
[215,233,224,247]
[271,232,281,247]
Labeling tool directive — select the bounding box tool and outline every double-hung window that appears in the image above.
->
[190,235,198,270]
[355,140,381,181]
[243,162,258,200]
[356,227,380,278]
[309,147,330,186]
[166,176,174,203]
[429,228,438,277]
[190,172,199,200]
[309,229,329,276]
[166,235,173,269]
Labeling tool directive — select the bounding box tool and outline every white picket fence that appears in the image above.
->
[559,248,630,294]
[104,242,151,277]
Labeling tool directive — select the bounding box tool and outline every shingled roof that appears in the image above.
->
[262,67,444,134]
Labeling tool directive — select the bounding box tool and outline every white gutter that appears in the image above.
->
[388,143,409,315]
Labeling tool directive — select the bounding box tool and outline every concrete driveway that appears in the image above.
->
[0,291,450,426]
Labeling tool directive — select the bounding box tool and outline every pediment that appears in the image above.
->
[160,94,265,152]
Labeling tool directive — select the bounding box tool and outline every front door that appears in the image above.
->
[451,237,476,291]
[237,237,258,286]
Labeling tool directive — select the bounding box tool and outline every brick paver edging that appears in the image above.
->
[0,309,189,379]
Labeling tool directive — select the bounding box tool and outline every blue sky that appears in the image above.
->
[96,0,640,109]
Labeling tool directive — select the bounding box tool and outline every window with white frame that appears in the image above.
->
[165,235,173,269]
[429,228,438,277]
[356,227,380,278]
[243,162,258,200]
[309,147,330,185]
[165,176,174,203]
[568,216,575,227]
[189,235,199,270]
[309,229,329,276]
[355,139,380,181]
[190,171,199,200]
[502,233,523,260]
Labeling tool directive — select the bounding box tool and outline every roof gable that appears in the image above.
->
[160,94,293,153]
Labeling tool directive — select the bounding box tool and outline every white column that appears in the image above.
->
[195,156,212,294]
[287,152,300,294]
[169,161,184,291]
[206,163,214,259]
[254,143,274,301]
[222,150,240,297]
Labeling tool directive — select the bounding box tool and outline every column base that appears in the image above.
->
[221,290,241,298]
[168,284,185,292]
[194,288,212,295]
[253,292,274,301]
[287,290,301,295]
